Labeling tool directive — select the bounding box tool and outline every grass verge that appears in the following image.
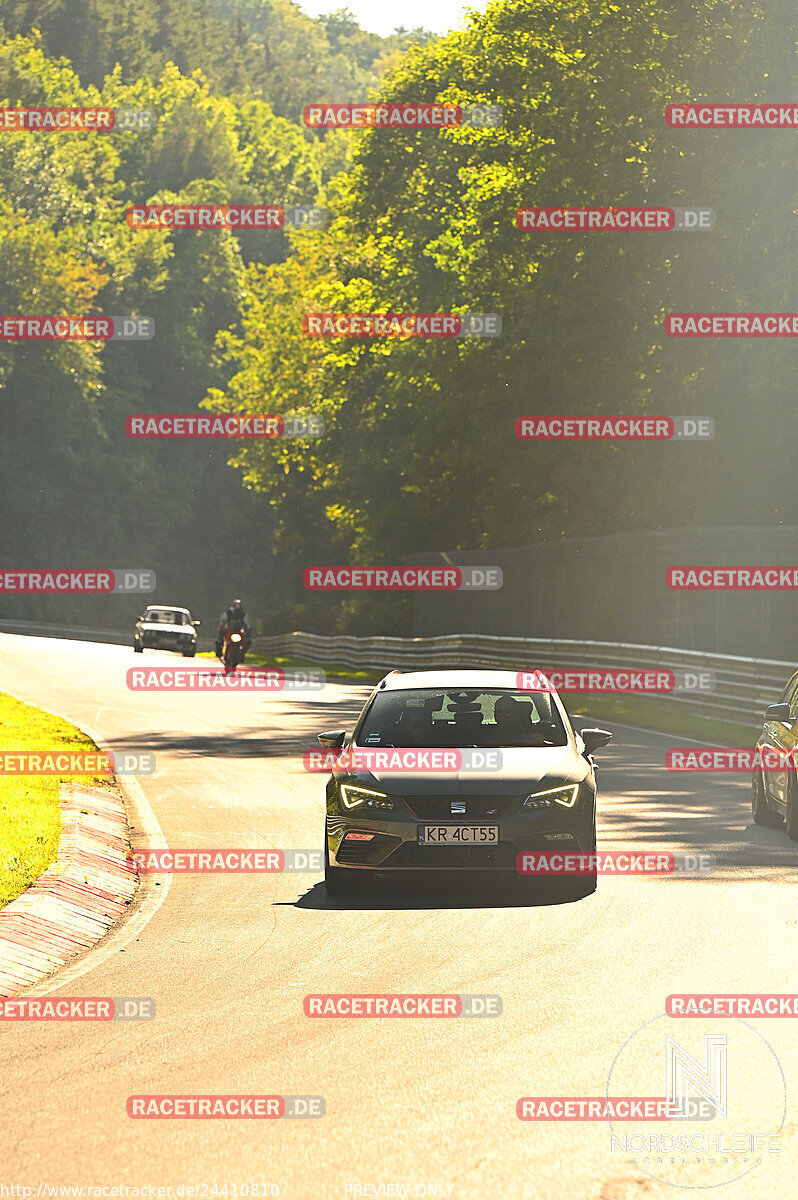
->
[0,692,113,910]
[197,649,383,685]
[558,692,756,747]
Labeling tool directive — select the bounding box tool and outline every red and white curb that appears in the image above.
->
[0,784,138,997]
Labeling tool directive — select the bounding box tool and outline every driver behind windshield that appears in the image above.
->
[357,690,566,748]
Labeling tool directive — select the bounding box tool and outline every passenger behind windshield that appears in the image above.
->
[145,609,187,625]
[356,689,567,748]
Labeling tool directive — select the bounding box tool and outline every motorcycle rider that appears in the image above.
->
[215,599,252,661]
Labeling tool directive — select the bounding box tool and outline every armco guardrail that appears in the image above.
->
[1,621,791,726]
[0,618,130,645]
[253,632,797,726]
[0,618,214,652]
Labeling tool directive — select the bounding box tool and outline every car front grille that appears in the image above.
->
[384,842,518,869]
[402,795,515,820]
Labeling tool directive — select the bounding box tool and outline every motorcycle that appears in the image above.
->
[221,621,248,674]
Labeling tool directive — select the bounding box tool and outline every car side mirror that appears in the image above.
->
[318,729,347,749]
[580,728,613,756]
[765,703,792,724]
[136,616,143,622]
[193,619,201,626]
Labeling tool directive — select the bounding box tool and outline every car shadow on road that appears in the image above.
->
[108,695,370,760]
[280,876,595,911]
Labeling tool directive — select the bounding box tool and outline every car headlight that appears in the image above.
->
[523,784,580,810]
[340,785,394,811]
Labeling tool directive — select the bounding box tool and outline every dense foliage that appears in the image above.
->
[0,4,428,626]
[1,1,796,633]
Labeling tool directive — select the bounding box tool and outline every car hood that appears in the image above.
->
[338,745,588,794]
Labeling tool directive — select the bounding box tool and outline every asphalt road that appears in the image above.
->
[1,633,797,1200]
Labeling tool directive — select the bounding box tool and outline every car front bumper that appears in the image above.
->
[326,802,595,873]
[138,632,196,649]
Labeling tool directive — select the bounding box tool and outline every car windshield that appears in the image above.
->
[356,688,568,748]
[144,609,188,625]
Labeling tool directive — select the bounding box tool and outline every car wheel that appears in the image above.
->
[554,810,598,897]
[538,871,596,902]
[133,643,143,653]
[752,768,782,827]
[565,866,597,898]
[524,842,596,902]
[559,813,598,898]
[786,774,798,840]
[182,647,196,657]
[324,841,359,895]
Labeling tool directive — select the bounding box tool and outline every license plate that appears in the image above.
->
[419,825,499,844]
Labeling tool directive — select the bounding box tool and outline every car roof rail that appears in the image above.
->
[377,668,406,689]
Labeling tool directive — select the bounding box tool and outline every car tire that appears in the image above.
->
[182,647,196,657]
[786,774,798,840]
[561,813,598,898]
[525,836,597,902]
[539,872,596,902]
[557,810,598,895]
[752,768,782,827]
[324,842,359,895]
[133,643,143,653]
[565,876,597,898]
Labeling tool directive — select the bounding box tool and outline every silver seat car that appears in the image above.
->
[319,668,611,895]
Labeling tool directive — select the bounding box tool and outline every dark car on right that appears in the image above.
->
[752,669,798,838]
